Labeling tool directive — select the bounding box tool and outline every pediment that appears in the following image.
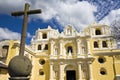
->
[63,25,76,36]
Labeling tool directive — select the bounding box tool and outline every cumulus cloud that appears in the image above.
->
[0,0,97,31]
[99,9,120,26]
[0,0,27,14]
[0,27,21,40]
[30,0,97,31]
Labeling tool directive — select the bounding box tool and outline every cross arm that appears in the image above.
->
[11,9,42,17]
[27,9,42,15]
[11,11,24,16]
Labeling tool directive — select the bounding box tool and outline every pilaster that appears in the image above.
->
[78,62,82,80]
[89,61,93,80]
[76,39,81,57]
[99,40,102,49]
[59,40,63,58]
[59,62,64,80]
[107,39,111,49]
[50,40,54,56]
[49,62,54,80]
[87,39,90,55]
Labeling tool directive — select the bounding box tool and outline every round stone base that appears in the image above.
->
[9,77,29,80]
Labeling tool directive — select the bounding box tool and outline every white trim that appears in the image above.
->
[116,75,120,76]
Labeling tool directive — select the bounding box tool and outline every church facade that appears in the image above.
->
[0,23,120,80]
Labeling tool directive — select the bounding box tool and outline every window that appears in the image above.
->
[102,41,107,48]
[38,45,42,50]
[98,57,106,63]
[2,45,9,58]
[95,29,101,35]
[44,44,48,50]
[0,45,9,62]
[94,41,99,48]
[67,46,73,53]
[39,59,45,65]
[42,33,47,39]
[67,29,71,35]
[100,68,107,75]
[39,69,44,75]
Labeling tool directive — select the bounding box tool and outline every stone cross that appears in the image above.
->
[11,3,41,56]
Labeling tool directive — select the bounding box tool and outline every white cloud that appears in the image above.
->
[27,32,32,38]
[30,0,97,31]
[99,9,120,26]
[0,0,28,14]
[0,27,21,40]
[0,0,97,31]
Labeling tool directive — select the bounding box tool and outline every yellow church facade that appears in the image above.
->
[0,23,120,80]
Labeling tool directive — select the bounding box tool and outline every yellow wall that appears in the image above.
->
[114,56,120,75]
[6,40,19,65]
[0,40,19,80]
[92,56,115,80]
[0,68,9,80]
[30,57,50,80]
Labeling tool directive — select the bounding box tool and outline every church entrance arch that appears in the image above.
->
[65,65,76,80]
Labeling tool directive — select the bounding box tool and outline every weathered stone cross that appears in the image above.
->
[11,3,41,56]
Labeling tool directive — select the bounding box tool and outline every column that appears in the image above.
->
[38,32,42,39]
[99,40,102,49]
[102,27,105,35]
[93,28,95,35]
[59,40,63,56]
[114,39,117,48]
[107,39,111,49]
[50,40,54,56]
[87,40,90,55]
[77,39,81,56]
[113,39,117,48]
[78,62,82,80]
[89,61,93,80]
[50,63,54,80]
[59,62,64,80]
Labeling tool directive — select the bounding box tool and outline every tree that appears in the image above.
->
[110,19,120,41]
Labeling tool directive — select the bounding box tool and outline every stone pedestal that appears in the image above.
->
[9,77,29,80]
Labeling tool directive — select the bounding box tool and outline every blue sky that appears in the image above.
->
[0,0,120,44]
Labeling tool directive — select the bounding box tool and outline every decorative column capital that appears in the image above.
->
[88,61,93,64]
[50,62,54,65]
[77,62,82,64]
[50,40,55,44]
[76,39,81,43]
[59,62,64,65]
[59,39,63,43]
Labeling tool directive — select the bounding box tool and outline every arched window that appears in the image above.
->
[44,44,48,50]
[95,29,101,35]
[94,41,98,48]
[38,45,41,50]
[67,46,73,53]
[102,41,107,48]
[42,33,47,39]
